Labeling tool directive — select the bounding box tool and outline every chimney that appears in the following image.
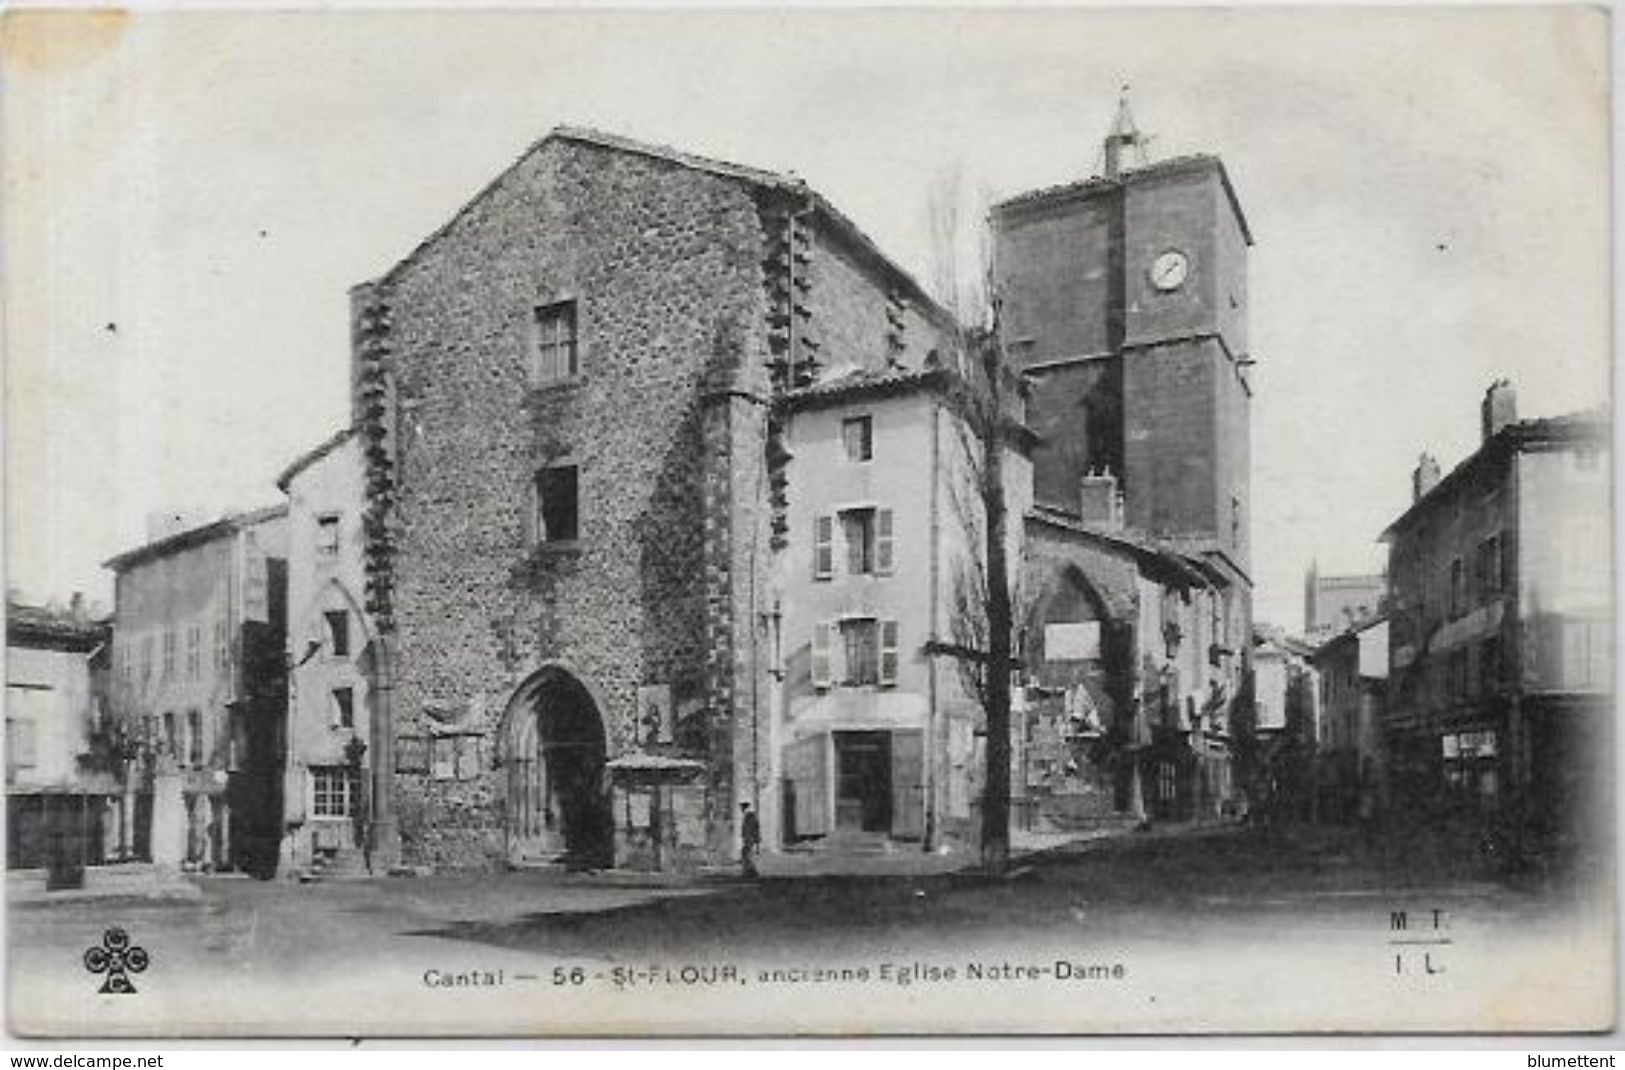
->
[69,592,85,622]
[1481,378,1518,441]
[1412,453,1441,502]
[1080,469,1125,530]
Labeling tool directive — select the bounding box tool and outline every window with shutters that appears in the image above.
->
[841,619,879,686]
[811,622,833,688]
[838,507,895,577]
[813,515,834,580]
[186,625,201,680]
[532,300,579,384]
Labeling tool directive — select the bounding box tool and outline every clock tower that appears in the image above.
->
[992,100,1254,578]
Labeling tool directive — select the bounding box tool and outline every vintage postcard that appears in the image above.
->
[3,5,1614,1038]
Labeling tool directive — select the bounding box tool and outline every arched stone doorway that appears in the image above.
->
[500,667,613,870]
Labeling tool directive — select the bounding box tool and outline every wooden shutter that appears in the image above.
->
[786,734,830,837]
[879,619,900,686]
[811,622,833,689]
[813,515,834,580]
[891,729,925,839]
[876,509,895,575]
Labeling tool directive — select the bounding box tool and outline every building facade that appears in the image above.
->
[1303,563,1386,641]
[277,429,379,877]
[1310,617,1388,822]
[1382,382,1611,854]
[1022,501,1248,828]
[351,128,953,872]
[6,600,114,869]
[775,364,1031,853]
[1250,629,1319,820]
[105,507,289,875]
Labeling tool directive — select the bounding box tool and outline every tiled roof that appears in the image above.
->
[275,427,357,492]
[103,503,287,573]
[779,365,944,408]
[7,602,108,649]
[1026,506,1224,590]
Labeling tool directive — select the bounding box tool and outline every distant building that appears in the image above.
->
[104,507,289,875]
[1381,381,1611,852]
[1250,629,1319,820]
[1303,562,1385,640]
[1310,617,1388,822]
[6,599,113,869]
[277,429,378,878]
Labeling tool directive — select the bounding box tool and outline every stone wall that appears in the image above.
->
[363,136,772,871]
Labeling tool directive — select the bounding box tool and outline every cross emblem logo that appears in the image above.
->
[83,927,149,994]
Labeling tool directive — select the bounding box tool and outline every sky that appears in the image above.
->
[4,6,1612,631]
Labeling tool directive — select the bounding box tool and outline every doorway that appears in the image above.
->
[503,669,613,869]
[834,731,893,833]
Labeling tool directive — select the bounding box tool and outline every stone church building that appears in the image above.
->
[349,118,1255,874]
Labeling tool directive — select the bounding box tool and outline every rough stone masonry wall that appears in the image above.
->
[371,138,770,871]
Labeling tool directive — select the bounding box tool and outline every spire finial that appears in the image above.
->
[1102,85,1152,179]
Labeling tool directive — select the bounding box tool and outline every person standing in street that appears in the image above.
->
[739,802,761,879]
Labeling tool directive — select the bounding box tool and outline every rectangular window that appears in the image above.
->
[7,719,37,768]
[840,619,879,686]
[186,625,201,680]
[215,621,230,670]
[1449,559,1465,618]
[163,713,177,759]
[187,710,203,767]
[317,514,341,556]
[841,416,873,462]
[811,622,834,689]
[812,515,834,580]
[332,687,355,730]
[1479,637,1502,695]
[325,611,351,657]
[879,620,900,686]
[162,631,176,679]
[1476,535,1502,598]
[142,637,154,685]
[843,509,876,575]
[312,767,354,818]
[532,300,579,384]
[534,465,580,543]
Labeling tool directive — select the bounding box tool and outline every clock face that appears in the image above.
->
[1150,249,1190,292]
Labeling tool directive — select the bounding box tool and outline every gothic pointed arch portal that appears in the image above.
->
[499,667,613,870]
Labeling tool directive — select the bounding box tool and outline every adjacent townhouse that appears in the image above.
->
[1382,382,1611,854]
[104,507,289,875]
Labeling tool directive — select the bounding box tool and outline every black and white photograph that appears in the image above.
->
[3,5,1614,1038]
